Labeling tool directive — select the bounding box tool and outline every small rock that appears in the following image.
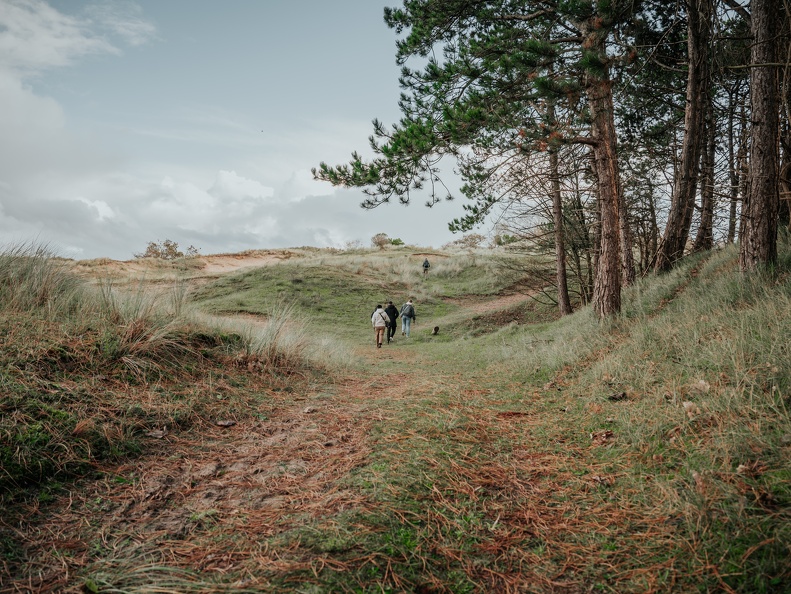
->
[303,406,317,414]
[216,420,236,427]
[146,427,168,439]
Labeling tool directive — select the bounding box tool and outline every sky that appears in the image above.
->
[0,0,473,260]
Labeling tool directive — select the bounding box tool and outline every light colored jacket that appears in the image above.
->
[371,308,390,328]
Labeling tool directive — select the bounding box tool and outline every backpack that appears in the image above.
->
[402,304,414,318]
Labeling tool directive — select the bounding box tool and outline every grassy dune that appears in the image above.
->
[1,243,789,593]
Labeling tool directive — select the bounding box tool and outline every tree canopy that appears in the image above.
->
[314,0,789,317]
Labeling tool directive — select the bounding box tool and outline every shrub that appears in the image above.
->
[493,233,519,246]
[135,240,199,260]
[371,233,390,249]
[443,233,487,249]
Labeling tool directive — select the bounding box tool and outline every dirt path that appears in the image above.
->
[4,260,542,592]
[457,291,537,315]
[6,334,429,591]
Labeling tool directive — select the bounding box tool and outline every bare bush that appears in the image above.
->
[135,240,199,260]
[371,233,390,249]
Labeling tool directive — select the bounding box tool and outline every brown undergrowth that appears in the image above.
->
[0,316,709,593]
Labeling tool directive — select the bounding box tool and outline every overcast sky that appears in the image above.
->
[0,0,474,260]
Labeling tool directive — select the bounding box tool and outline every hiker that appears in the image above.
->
[422,258,431,276]
[371,304,390,349]
[385,300,399,344]
[400,298,416,337]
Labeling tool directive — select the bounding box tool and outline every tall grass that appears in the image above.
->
[200,300,312,371]
[518,243,791,592]
[0,243,84,318]
[89,278,200,376]
[0,245,316,496]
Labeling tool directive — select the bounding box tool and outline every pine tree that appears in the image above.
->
[314,0,645,317]
[739,0,782,270]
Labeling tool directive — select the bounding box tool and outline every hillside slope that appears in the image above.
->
[1,244,789,593]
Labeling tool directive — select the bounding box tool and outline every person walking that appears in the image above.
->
[422,258,431,276]
[371,304,390,349]
[400,298,416,337]
[384,300,399,344]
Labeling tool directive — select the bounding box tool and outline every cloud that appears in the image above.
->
[86,1,157,47]
[134,171,278,235]
[0,0,118,74]
[276,169,329,203]
[76,197,115,220]
[209,170,274,202]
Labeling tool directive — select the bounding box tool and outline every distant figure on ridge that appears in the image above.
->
[422,258,431,276]
[400,298,416,337]
[371,304,390,349]
[385,300,399,344]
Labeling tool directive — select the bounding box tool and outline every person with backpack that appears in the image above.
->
[371,304,390,349]
[422,258,431,276]
[384,300,399,344]
[400,298,416,337]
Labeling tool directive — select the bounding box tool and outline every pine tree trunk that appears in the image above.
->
[648,193,658,268]
[589,152,601,289]
[779,161,791,231]
[619,180,636,286]
[583,30,622,317]
[693,97,716,252]
[570,187,594,304]
[655,0,712,271]
[549,147,573,315]
[726,88,742,244]
[736,101,751,242]
[740,0,781,269]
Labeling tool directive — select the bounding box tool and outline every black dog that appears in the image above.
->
[432,326,439,335]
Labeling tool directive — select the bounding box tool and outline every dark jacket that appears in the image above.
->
[400,302,415,320]
[385,304,399,324]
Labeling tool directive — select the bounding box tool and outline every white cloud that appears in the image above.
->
[209,170,274,201]
[86,1,157,47]
[76,197,115,220]
[132,171,279,238]
[148,176,217,230]
[276,169,330,203]
[0,0,118,74]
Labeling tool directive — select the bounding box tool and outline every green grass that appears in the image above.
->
[188,249,521,348]
[2,241,790,593]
